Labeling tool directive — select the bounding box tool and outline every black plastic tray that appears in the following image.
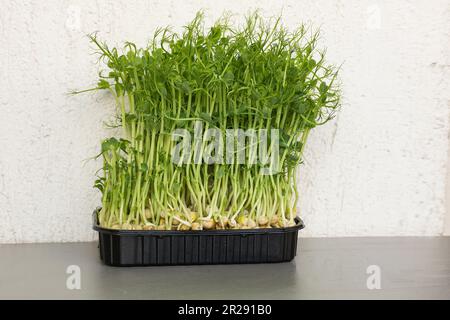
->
[93,210,304,266]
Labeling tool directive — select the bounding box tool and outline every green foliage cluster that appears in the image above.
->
[82,12,340,230]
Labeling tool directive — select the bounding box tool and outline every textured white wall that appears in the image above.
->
[0,0,449,243]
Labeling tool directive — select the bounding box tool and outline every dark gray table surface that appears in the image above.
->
[0,237,449,299]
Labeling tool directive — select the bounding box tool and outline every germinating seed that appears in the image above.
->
[270,215,279,226]
[79,11,341,231]
[121,223,132,230]
[237,216,248,226]
[247,219,257,229]
[228,219,237,228]
[216,216,228,228]
[179,224,191,231]
[191,222,202,230]
[257,216,269,226]
[202,219,216,230]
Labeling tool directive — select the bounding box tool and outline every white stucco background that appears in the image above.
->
[0,0,449,243]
